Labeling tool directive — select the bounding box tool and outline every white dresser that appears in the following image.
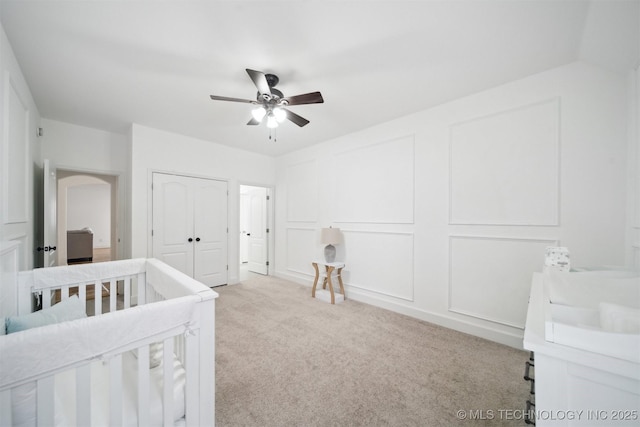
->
[523,272,640,426]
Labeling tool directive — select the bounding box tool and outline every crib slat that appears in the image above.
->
[109,355,123,425]
[0,389,12,425]
[61,285,69,300]
[36,376,55,427]
[109,279,117,312]
[163,338,174,427]
[94,281,102,315]
[137,272,146,305]
[76,364,91,426]
[184,330,199,426]
[124,277,131,308]
[137,345,150,426]
[79,283,87,307]
[42,290,52,309]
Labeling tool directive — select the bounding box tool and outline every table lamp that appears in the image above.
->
[321,226,342,263]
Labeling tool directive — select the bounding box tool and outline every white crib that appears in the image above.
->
[0,242,217,426]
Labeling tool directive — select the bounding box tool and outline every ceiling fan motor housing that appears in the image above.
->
[258,74,284,103]
[264,73,279,88]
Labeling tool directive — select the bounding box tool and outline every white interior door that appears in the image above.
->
[152,173,194,277]
[247,186,268,275]
[239,193,250,263]
[152,173,228,287]
[193,177,228,287]
[41,159,57,268]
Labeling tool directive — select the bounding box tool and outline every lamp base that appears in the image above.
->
[324,244,336,263]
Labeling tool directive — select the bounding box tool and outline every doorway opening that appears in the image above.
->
[239,185,271,281]
[56,171,118,266]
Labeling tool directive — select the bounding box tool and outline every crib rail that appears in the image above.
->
[1,258,217,427]
[1,324,197,426]
[17,258,148,317]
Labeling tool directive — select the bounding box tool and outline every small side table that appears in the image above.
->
[311,261,345,304]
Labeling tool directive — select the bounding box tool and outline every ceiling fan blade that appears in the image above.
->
[247,117,260,126]
[210,95,256,104]
[282,91,324,106]
[284,109,310,127]
[246,69,272,97]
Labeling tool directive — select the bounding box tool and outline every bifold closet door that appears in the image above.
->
[152,173,195,277]
[192,177,227,287]
[152,173,228,287]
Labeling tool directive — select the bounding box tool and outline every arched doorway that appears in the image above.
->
[56,172,117,265]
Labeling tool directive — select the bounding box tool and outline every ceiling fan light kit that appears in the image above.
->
[210,69,324,132]
[251,106,266,122]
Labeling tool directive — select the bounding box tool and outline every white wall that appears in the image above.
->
[67,183,110,247]
[275,61,631,348]
[129,124,276,284]
[40,119,129,173]
[40,119,129,259]
[0,22,41,269]
[629,65,640,267]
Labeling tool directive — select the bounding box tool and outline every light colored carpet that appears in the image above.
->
[215,275,529,426]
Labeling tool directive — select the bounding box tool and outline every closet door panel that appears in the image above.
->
[193,178,228,287]
[152,174,194,277]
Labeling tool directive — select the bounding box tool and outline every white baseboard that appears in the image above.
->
[275,269,525,350]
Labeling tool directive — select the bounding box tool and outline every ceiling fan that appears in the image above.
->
[210,69,324,128]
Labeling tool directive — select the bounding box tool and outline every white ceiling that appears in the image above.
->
[1,0,638,157]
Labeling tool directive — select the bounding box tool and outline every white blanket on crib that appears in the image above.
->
[0,295,198,389]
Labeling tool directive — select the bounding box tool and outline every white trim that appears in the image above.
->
[447,234,559,328]
[276,271,524,349]
[3,71,30,225]
[285,159,318,223]
[448,97,562,226]
[332,134,416,225]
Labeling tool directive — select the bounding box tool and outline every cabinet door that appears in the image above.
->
[152,173,194,277]
[193,177,228,287]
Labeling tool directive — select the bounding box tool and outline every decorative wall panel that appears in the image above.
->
[334,136,414,224]
[4,74,28,224]
[286,160,318,222]
[344,230,414,301]
[286,227,316,275]
[449,235,557,328]
[450,99,560,225]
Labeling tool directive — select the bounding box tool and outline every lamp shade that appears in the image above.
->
[321,227,342,245]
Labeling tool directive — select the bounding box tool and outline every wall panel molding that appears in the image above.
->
[286,160,318,223]
[449,98,560,226]
[333,135,415,224]
[285,227,316,275]
[448,235,558,328]
[342,229,414,301]
[3,71,29,224]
